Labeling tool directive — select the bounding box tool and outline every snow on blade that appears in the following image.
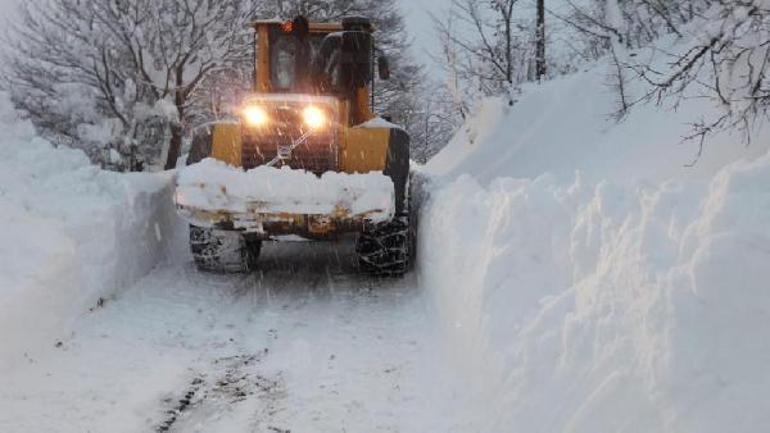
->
[356,116,404,130]
[175,158,395,224]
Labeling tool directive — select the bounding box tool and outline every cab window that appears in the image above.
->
[271,34,296,90]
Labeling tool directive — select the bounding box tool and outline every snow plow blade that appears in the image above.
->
[175,204,391,238]
[174,159,395,239]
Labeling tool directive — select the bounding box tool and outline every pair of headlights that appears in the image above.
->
[242,105,327,129]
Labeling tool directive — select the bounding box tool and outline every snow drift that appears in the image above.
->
[428,61,770,187]
[420,40,770,433]
[0,93,182,370]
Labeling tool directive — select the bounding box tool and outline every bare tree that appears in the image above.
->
[552,0,716,54]
[543,0,716,118]
[536,0,546,82]
[628,1,770,162]
[548,0,770,161]
[433,0,531,102]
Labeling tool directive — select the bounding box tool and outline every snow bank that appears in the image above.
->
[176,158,395,223]
[422,155,770,432]
[0,93,182,370]
[420,28,770,433]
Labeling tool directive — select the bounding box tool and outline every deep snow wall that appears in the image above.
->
[420,161,770,432]
[419,42,770,432]
[0,94,184,370]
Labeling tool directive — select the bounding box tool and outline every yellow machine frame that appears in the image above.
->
[208,20,387,173]
[185,18,410,238]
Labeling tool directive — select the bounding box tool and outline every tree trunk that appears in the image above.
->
[165,123,183,170]
[165,68,186,170]
[536,0,546,82]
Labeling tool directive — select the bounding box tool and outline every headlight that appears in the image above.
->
[302,106,327,129]
[243,105,268,127]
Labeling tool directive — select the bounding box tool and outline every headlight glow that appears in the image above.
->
[302,106,327,129]
[243,105,268,127]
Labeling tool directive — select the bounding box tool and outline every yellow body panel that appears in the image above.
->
[211,123,243,166]
[209,122,391,173]
[256,25,271,92]
[182,19,408,243]
[341,127,390,173]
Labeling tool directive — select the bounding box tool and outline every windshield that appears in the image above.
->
[271,34,297,90]
[269,30,326,92]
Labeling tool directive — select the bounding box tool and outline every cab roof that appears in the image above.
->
[251,19,345,33]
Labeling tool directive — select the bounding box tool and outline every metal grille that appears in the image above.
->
[241,104,338,175]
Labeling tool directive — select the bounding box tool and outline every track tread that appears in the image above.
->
[356,214,411,277]
[189,226,261,273]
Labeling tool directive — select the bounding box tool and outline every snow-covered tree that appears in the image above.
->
[4,0,447,168]
[434,0,531,101]
[553,0,721,57]
[410,80,464,163]
[552,0,770,155]
[3,0,255,171]
[630,1,770,159]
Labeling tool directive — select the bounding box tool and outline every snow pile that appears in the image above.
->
[176,158,395,223]
[422,160,770,432]
[420,36,770,433]
[0,93,182,370]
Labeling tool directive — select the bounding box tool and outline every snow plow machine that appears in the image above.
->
[174,16,413,276]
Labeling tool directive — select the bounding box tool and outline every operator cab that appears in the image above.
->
[252,16,387,117]
[257,16,329,93]
[236,16,395,175]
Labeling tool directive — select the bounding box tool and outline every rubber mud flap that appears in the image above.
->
[384,128,410,215]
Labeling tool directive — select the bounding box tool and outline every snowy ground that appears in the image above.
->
[1,241,470,433]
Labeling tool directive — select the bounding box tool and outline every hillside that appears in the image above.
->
[428,58,770,186]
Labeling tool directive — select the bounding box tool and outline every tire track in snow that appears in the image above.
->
[2,241,465,433]
[156,350,290,433]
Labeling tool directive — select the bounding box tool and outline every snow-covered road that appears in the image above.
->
[1,241,467,433]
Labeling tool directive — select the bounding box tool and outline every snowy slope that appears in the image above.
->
[419,41,770,433]
[427,58,770,186]
[0,93,183,370]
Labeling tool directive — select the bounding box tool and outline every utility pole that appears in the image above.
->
[536,0,546,83]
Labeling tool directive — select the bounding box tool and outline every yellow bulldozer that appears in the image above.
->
[174,16,413,276]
